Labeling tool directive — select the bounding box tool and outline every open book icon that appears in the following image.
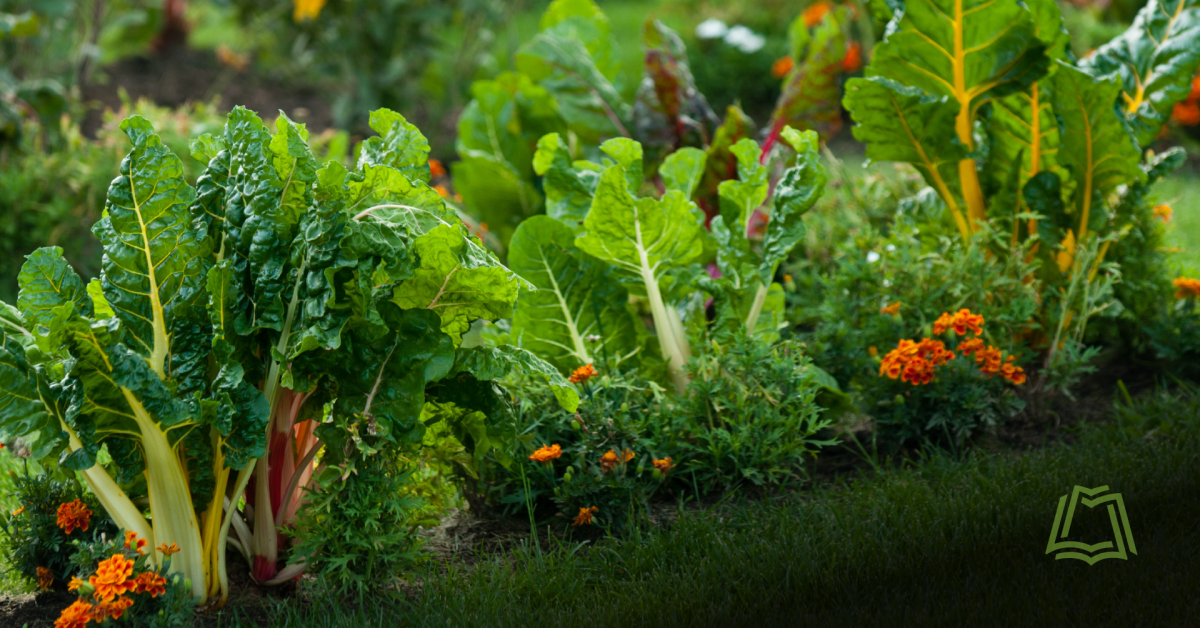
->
[1046,485,1137,565]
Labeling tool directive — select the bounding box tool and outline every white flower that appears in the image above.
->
[585,334,602,343]
[867,251,881,263]
[885,244,896,252]
[695,18,728,39]
[724,25,765,53]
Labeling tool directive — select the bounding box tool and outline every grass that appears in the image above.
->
[1157,173,1200,277]
[212,386,1200,628]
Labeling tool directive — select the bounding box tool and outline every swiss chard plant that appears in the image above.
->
[508,127,833,395]
[0,107,575,607]
[843,0,1200,374]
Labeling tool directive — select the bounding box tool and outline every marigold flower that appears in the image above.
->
[975,345,1003,376]
[292,0,326,22]
[429,159,447,178]
[55,599,94,628]
[771,55,795,79]
[67,576,84,592]
[653,457,673,472]
[57,499,92,535]
[89,554,136,602]
[599,449,633,472]
[1173,277,1200,299]
[803,0,833,27]
[1173,100,1200,126]
[569,364,598,384]
[900,356,935,385]
[1152,204,1173,222]
[157,542,181,557]
[916,338,955,367]
[950,309,984,335]
[528,444,563,463]
[124,531,147,555]
[958,337,984,357]
[571,506,598,526]
[37,567,53,591]
[841,41,863,73]
[434,184,451,199]
[880,301,901,315]
[1000,356,1026,385]
[91,596,134,622]
[11,506,24,516]
[133,572,167,598]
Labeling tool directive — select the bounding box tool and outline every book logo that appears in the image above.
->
[1045,485,1136,565]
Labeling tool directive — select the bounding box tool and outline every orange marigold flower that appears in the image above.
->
[90,554,136,602]
[841,41,863,73]
[528,444,563,463]
[569,364,598,384]
[1173,277,1200,299]
[1152,204,1173,222]
[124,531,147,555]
[37,567,53,591]
[67,576,84,592]
[1000,356,1026,385]
[916,338,955,367]
[91,596,134,622]
[133,572,167,598]
[1173,100,1200,126]
[434,184,451,199]
[652,457,673,472]
[900,356,935,385]
[880,301,901,315]
[950,309,984,336]
[55,599,94,628]
[933,312,955,335]
[429,159,447,178]
[156,542,181,557]
[571,506,598,526]
[11,506,24,516]
[975,345,1003,376]
[803,0,834,27]
[56,499,92,535]
[958,337,985,357]
[599,449,633,472]
[771,56,795,79]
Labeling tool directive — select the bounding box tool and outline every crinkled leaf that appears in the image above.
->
[659,147,707,198]
[1080,0,1200,147]
[537,0,619,81]
[599,138,644,193]
[633,19,719,169]
[357,109,432,184]
[761,128,826,284]
[717,138,768,232]
[392,224,529,343]
[509,216,641,372]
[451,156,544,244]
[17,247,91,330]
[0,334,64,460]
[448,344,580,412]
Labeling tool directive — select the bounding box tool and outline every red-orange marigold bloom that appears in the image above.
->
[37,567,53,591]
[123,531,146,555]
[880,301,901,315]
[433,184,451,199]
[11,506,24,516]
[1173,277,1200,299]
[429,159,447,178]
[771,56,795,79]
[1152,204,1173,222]
[56,499,92,535]
[958,337,985,357]
[975,346,1003,376]
[900,356,935,385]
[652,457,673,472]
[67,576,84,592]
[841,41,863,73]
[569,364,598,384]
[528,444,563,463]
[571,506,598,526]
[55,599,94,628]
[1000,356,1026,385]
[91,596,134,622]
[157,542,181,557]
[133,572,167,598]
[933,312,955,335]
[951,309,984,335]
[599,449,633,472]
[803,0,834,27]
[1173,100,1200,126]
[89,554,136,602]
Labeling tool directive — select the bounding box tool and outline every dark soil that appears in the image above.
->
[79,47,335,139]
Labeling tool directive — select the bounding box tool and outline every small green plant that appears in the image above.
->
[0,463,116,592]
[60,530,195,627]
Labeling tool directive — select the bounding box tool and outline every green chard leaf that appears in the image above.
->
[533,132,602,226]
[1080,0,1200,147]
[446,344,580,413]
[717,138,768,233]
[358,109,433,184]
[697,105,755,220]
[762,128,826,284]
[17,247,91,329]
[765,6,849,150]
[659,147,707,199]
[508,215,641,372]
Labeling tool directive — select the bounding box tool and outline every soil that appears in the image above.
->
[79,47,336,140]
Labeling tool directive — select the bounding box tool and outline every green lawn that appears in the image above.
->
[225,387,1200,628]
[1158,173,1200,277]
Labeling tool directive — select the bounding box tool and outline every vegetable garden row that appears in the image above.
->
[1,0,1199,624]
